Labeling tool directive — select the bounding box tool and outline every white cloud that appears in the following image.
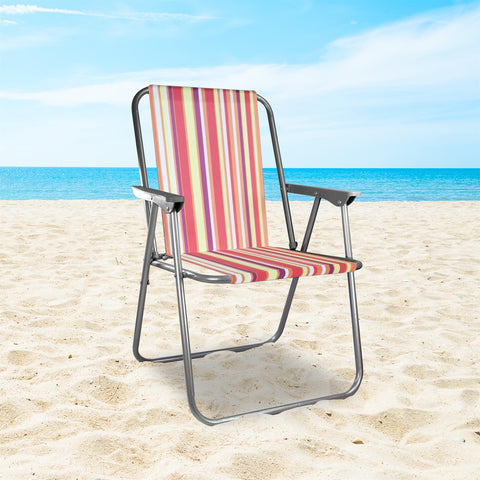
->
[0,4,215,22]
[0,5,83,14]
[323,4,480,90]
[1,3,478,107]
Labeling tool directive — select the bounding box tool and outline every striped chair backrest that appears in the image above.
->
[149,85,269,255]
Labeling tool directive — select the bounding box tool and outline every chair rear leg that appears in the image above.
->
[132,262,151,362]
[346,271,363,394]
[268,277,298,343]
[133,272,300,364]
[132,203,158,362]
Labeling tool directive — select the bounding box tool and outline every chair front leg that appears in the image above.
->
[341,204,363,390]
[168,210,210,422]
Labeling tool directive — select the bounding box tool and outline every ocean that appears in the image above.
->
[0,167,479,202]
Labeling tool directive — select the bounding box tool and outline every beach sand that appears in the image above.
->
[1,200,479,479]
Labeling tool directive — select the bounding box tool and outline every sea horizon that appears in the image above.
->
[1,167,479,202]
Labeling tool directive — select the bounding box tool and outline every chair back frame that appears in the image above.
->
[131,86,298,259]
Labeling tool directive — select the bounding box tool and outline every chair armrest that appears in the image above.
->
[132,185,185,213]
[286,183,360,207]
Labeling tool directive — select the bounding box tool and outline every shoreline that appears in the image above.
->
[1,198,479,202]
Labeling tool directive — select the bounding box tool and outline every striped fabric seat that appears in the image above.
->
[149,85,358,284]
[182,247,359,284]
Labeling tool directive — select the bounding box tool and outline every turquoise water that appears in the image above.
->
[1,167,479,201]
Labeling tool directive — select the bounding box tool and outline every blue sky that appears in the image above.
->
[0,1,479,168]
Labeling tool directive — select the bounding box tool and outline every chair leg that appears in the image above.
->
[346,271,363,393]
[133,265,362,423]
[173,271,363,426]
[134,209,363,424]
[132,203,158,363]
[132,263,150,362]
[268,277,298,343]
[133,276,299,363]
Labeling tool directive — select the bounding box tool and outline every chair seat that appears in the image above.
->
[181,246,361,284]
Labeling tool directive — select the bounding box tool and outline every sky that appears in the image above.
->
[0,1,479,168]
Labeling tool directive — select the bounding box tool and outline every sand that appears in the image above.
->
[1,199,479,479]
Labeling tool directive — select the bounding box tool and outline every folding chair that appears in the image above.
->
[131,85,363,425]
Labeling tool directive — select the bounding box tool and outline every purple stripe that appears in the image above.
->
[193,88,214,250]
[235,90,253,247]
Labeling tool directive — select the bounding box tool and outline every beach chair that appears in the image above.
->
[131,85,363,425]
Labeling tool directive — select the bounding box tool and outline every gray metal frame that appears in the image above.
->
[131,87,363,425]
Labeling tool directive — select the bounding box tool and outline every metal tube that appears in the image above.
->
[269,196,322,343]
[168,211,205,420]
[341,204,363,390]
[347,272,363,388]
[268,277,298,343]
[257,95,297,250]
[132,203,159,361]
[131,86,159,257]
[131,87,150,189]
[341,204,353,259]
[301,196,321,252]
